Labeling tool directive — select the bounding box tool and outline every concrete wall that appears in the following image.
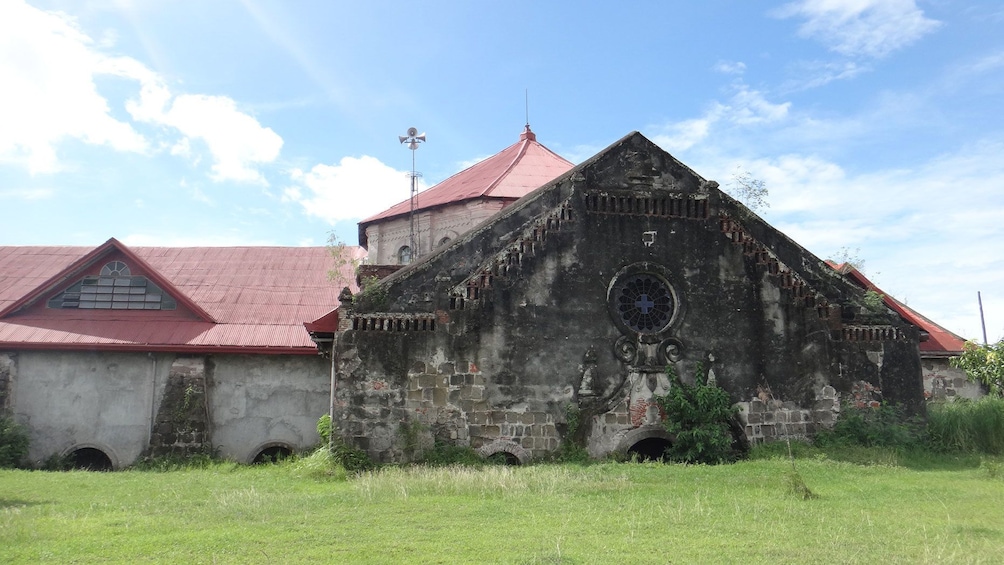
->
[3,350,330,468]
[209,354,330,463]
[6,350,169,468]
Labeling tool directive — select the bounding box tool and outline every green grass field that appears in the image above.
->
[3,451,1004,564]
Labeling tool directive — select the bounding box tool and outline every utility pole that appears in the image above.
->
[398,127,426,263]
[979,291,989,345]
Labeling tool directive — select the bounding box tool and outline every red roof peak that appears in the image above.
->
[0,237,215,323]
[358,128,574,241]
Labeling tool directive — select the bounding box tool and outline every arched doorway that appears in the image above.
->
[626,437,672,462]
[486,451,522,466]
[251,445,293,464]
[69,447,114,471]
[616,425,675,463]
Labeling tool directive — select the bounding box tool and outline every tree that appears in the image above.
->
[830,246,866,274]
[654,364,741,464]
[326,232,361,291]
[726,166,769,213]
[951,340,1004,397]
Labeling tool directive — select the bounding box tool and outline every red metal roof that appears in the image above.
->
[360,126,574,227]
[829,262,967,356]
[0,240,364,353]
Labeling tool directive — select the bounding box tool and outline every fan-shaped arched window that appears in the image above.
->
[47,261,177,310]
[100,261,130,277]
[398,246,412,265]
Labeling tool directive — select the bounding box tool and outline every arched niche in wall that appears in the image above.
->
[248,441,295,465]
[476,439,530,466]
[63,443,118,471]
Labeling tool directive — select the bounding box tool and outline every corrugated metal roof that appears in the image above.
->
[360,126,573,226]
[830,262,966,355]
[0,242,364,352]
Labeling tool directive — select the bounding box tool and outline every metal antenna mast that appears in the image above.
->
[398,127,425,263]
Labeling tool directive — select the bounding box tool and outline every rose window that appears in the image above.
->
[614,274,674,333]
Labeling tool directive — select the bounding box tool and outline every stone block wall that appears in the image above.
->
[147,357,210,457]
[585,397,639,457]
[402,361,560,460]
[736,385,840,443]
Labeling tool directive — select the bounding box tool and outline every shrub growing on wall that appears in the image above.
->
[654,365,741,464]
[0,415,29,468]
[951,340,1004,397]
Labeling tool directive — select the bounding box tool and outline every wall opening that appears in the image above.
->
[70,447,114,471]
[626,437,671,462]
[477,440,530,465]
[252,445,293,464]
[486,451,522,466]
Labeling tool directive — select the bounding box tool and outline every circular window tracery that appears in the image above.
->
[614,274,674,333]
[100,261,130,277]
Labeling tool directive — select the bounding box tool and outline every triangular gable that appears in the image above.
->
[350,131,903,340]
[0,237,215,323]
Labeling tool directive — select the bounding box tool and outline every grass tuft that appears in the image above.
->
[927,397,1004,455]
[784,468,817,500]
[285,448,348,481]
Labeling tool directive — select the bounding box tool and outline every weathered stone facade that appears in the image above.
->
[330,132,925,463]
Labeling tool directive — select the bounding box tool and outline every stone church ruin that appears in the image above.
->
[309,132,926,463]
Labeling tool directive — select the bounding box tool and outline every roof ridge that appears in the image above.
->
[481,137,533,196]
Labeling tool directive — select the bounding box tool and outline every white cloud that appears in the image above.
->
[0,187,55,200]
[653,115,718,153]
[652,86,789,152]
[729,88,791,125]
[284,156,421,223]
[776,0,941,58]
[123,63,283,185]
[962,51,1004,75]
[0,0,281,183]
[713,60,746,75]
[147,94,283,184]
[782,60,868,91]
[0,0,146,173]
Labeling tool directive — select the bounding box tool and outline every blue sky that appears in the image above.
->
[2,0,1003,341]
